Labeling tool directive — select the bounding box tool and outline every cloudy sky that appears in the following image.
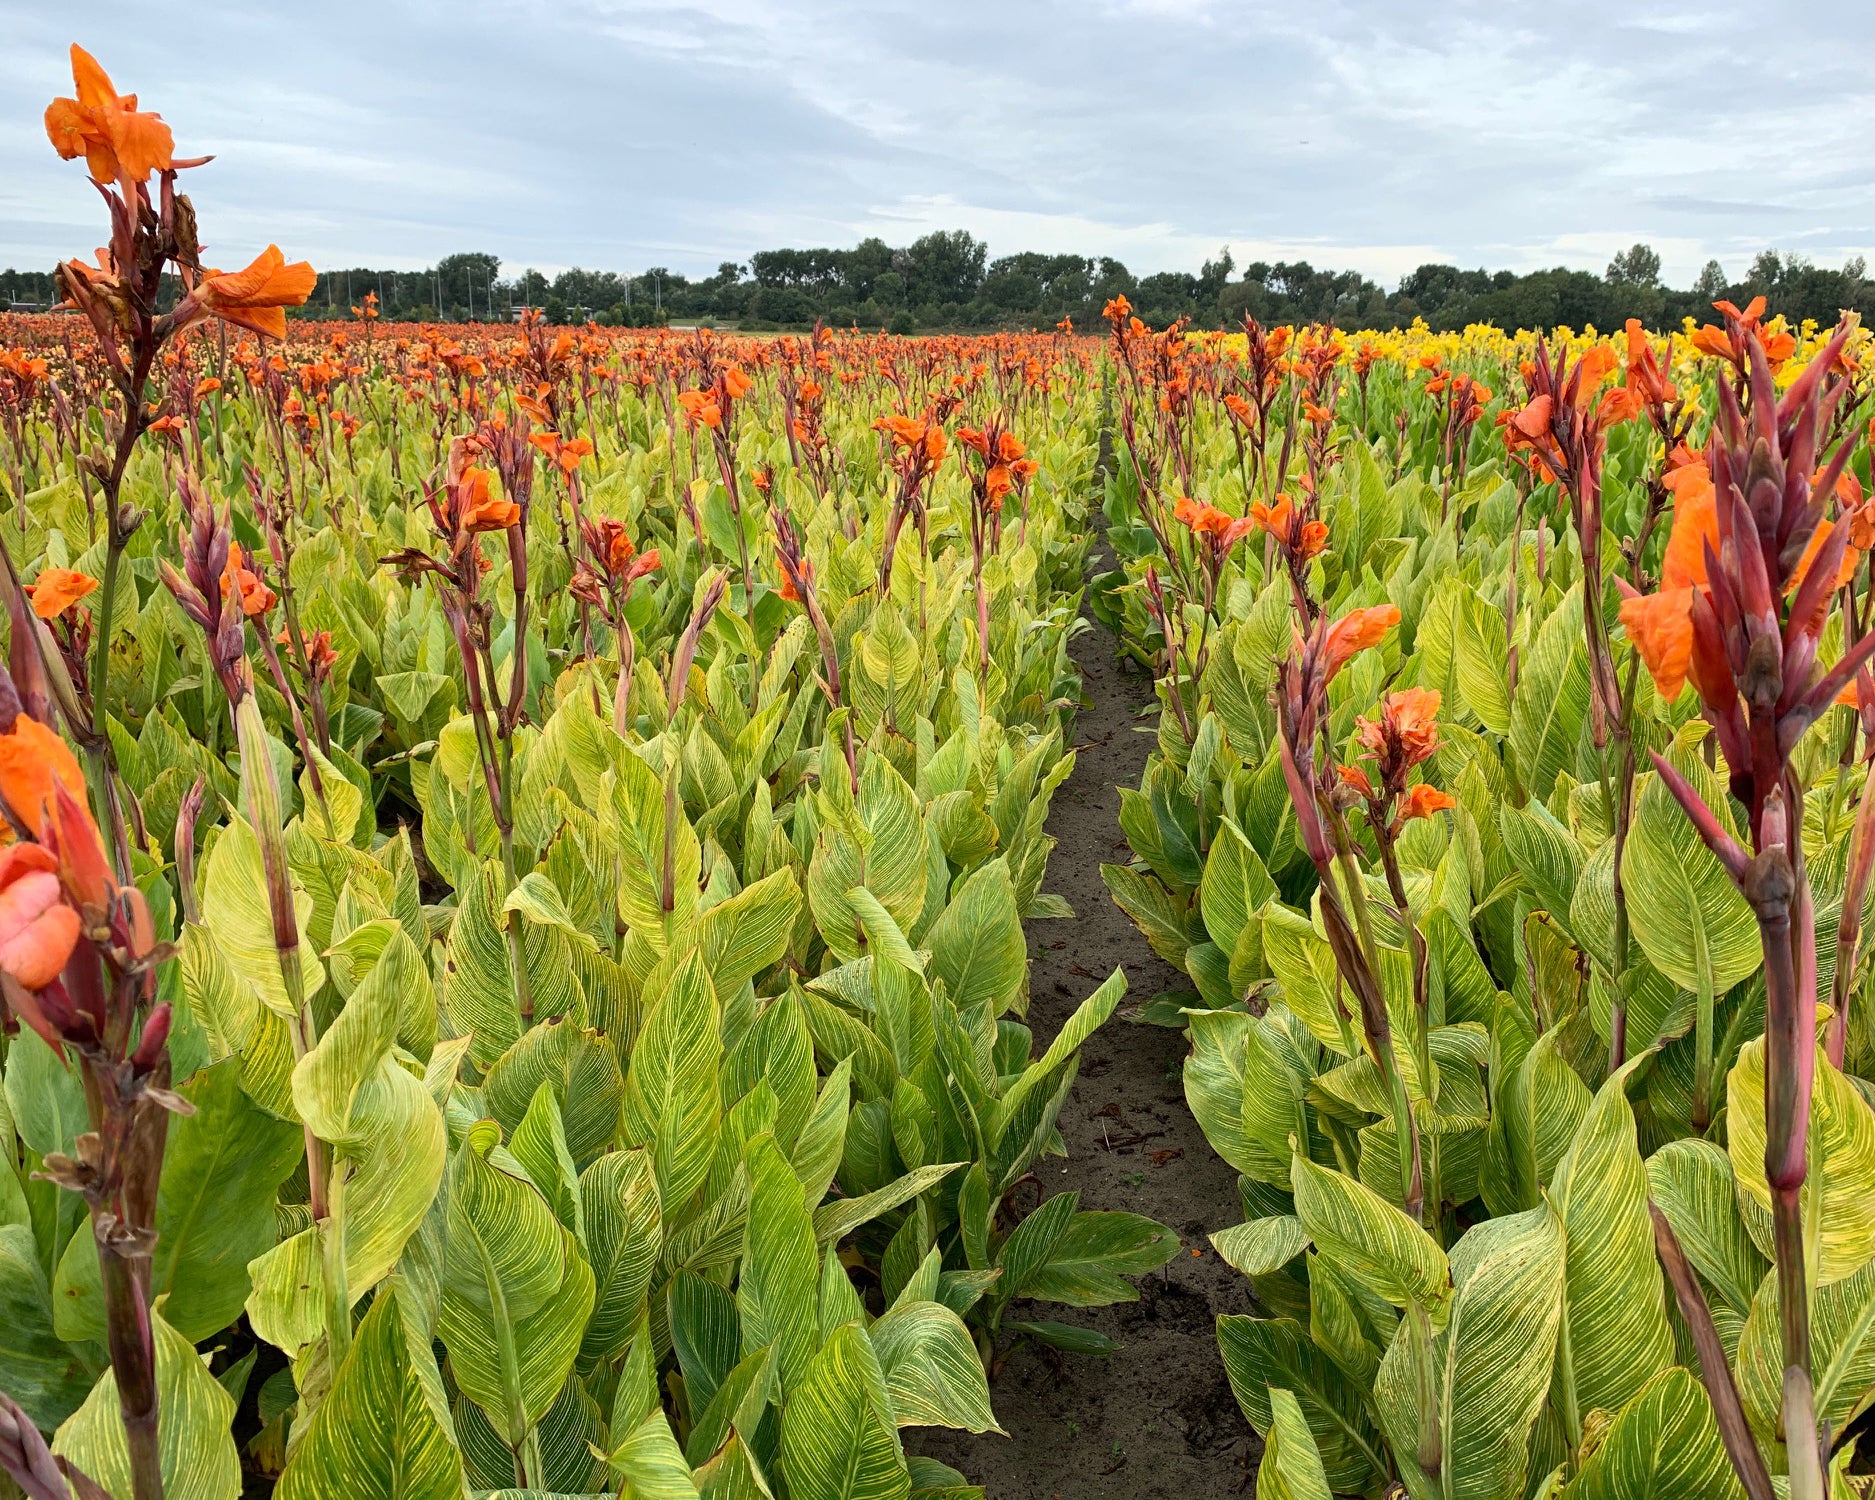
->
[3,0,1870,290]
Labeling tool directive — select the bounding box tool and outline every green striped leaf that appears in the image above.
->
[926,858,1026,1018]
[868,1301,1002,1434]
[439,1121,596,1444]
[578,1149,661,1367]
[740,1133,820,1394]
[1217,1316,1380,1494]
[54,1310,240,1500]
[1211,1216,1311,1277]
[1256,1387,1333,1500]
[1560,1366,1741,1500]
[201,814,324,1020]
[621,949,721,1215]
[780,1322,910,1500]
[276,1284,465,1500]
[1645,1139,1766,1318]
[1728,1038,1875,1286]
[1623,765,1760,996]
[809,754,927,965]
[1291,1152,1451,1325]
[1550,1071,1674,1422]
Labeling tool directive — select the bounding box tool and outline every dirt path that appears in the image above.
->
[918,531,1257,1498]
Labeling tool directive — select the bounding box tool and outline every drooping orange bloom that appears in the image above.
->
[1594,385,1644,430]
[1248,494,1329,560]
[193,246,317,341]
[1618,587,1697,701]
[457,466,519,533]
[1787,517,1862,616]
[27,568,98,620]
[1659,461,1719,590]
[1173,496,1257,551]
[1398,783,1457,823]
[875,413,948,463]
[1572,343,1619,402]
[42,45,174,188]
[1690,296,1798,370]
[279,626,340,680]
[221,544,277,616]
[676,389,722,429]
[1356,687,1443,768]
[1337,763,1376,797]
[723,365,752,401]
[0,716,87,840]
[1623,318,1677,408]
[0,843,81,991]
[1322,605,1400,680]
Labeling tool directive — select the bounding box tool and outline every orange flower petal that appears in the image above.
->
[0,719,86,840]
[1619,588,1695,702]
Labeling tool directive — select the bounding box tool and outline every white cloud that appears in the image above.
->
[1,0,1870,285]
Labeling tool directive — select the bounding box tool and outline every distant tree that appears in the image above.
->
[1196,246,1235,302]
[902,231,987,306]
[1748,249,1787,288]
[436,252,500,318]
[1692,259,1728,301]
[1605,242,1662,288]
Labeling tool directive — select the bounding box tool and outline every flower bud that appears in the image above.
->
[130,1002,171,1073]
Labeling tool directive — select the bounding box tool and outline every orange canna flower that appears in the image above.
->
[1618,586,1695,701]
[221,544,277,616]
[555,436,593,476]
[1786,517,1861,612]
[0,843,81,991]
[193,246,317,341]
[723,365,752,400]
[0,716,87,840]
[1623,318,1677,407]
[43,44,174,189]
[1398,783,1457,824]
[1688,324,1733,362]
[1509,394,1553,441]
[1322,605,1399,680]
[27,568,98,620]
[677,389,722,429]
[1337,763,1376,797]
[1659,462,1719,590]
[1595,385,1644,430]
[1357,687,1443,765]
[457,467,519,533]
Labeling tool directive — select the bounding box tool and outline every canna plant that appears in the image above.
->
[1101,302,1875,1493]
[0,61,1168,1494]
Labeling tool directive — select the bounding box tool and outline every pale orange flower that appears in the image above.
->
[0,843,81,990]
[27,568,98,620]
[42,44,174,188]
[193,246,317,341]
[1618,587,1696,701]
[1398,783,1456,823]
[0,717,87,840]
[1322,605,1399,679]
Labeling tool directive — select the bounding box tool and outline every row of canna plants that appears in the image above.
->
[1100,299,1875,1496]
[0,46,1176,1500]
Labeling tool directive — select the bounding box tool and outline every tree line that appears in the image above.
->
[5,236,1868,333]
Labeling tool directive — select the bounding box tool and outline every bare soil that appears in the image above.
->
[917,534,1258,1498]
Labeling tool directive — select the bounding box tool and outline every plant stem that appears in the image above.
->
[1650,1203,1775,1500]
